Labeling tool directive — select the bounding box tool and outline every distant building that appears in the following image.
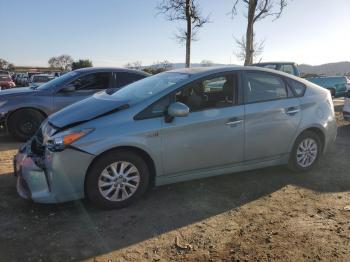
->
[13,66,61,73]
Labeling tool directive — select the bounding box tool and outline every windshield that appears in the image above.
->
[36,71,79,90]
[109,72,190,103]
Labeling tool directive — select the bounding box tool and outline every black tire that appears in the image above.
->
[288,131,322,172]
[7,109,46,142]
[85,150,150,209]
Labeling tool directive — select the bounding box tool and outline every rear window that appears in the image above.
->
[286,78,306,97]
[33,76,53,83]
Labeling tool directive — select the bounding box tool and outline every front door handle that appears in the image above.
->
[285,107,300,115]
[226,117,243,125]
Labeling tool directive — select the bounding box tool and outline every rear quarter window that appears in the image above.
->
[286,78,306,97]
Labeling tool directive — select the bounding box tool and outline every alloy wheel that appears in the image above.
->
[296,138,318,168]
[98,161,140,201]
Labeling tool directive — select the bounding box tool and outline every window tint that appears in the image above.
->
[286,78,306,97]
[117,72,146,87]
[280,64,294,75]
[245,72,287,103]
[136,74,237,120]
[262,64,277,70]
[136,95,173,120]
[71,73,111,90]
[176,74,236,112]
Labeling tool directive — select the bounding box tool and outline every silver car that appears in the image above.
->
[14,67,337,209]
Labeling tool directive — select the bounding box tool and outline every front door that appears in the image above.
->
[161,72,245,176]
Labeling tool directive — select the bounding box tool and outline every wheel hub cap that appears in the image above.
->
[296,138,318,168]
[98,161,140,202]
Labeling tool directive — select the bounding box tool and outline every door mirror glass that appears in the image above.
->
[61,84,76,92]
[167,102,189,118]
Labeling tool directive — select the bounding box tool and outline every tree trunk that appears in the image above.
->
[185,0,191,68]
[244,0,257,66]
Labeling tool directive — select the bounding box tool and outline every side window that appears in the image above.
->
[135,73,237,120]
[286,78,306,97]
[245,72,287,103]
[135,95,172,120]
[70,73,111,90]
[280,64,294,75]
[262,64,277,70]
[117,72,145,88]
[175,74,237,112]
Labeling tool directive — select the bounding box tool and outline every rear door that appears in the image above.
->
[243,71,301,161]
[53,72,113,112]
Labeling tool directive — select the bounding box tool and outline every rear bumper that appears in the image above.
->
[14,142,94,204]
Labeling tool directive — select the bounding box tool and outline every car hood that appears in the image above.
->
[49,93,129,129]
[0,87,35,96]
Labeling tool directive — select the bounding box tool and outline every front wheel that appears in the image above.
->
[7,109,46,142]
[288,131,322,172]
[85,150,150,209]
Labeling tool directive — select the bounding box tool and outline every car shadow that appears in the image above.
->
[0,125,349,261]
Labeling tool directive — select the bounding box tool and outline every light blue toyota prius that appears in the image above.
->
[14,66,337,209]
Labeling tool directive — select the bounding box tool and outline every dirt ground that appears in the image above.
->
[0,100,349,262]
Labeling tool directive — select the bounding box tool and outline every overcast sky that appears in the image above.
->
[1,0,349,67]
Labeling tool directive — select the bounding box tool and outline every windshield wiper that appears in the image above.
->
[29,85,38,90]
[105,87,119,95]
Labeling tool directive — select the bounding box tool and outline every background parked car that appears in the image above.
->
[0,67,149,141]
[251,62,301,76]
[253,61,348,97]
[27,74,54,87]
[305,76,348,97]
[0,71,16,90]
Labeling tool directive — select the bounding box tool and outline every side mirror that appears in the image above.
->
[61,84,76,92]
[166,102,189,122]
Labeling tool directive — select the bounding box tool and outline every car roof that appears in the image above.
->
[73,67,150,76]
[252,61,296,65]
[168,65,298,78]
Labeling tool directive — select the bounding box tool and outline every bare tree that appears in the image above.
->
[157,0,210,68]
[0,58,14,70]
[234,34,264,62]
[231,0,288,65]
[124,61,143,70]
[143,60,174,74]
[200,59,214,67]
[48,55,74,71]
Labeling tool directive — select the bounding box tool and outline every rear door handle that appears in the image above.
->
[285,107,300,115]
[226,117,243,125]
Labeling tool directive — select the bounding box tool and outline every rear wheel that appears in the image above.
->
[85,150,150,209]
[7,109,46,142]
[288,131,322,172]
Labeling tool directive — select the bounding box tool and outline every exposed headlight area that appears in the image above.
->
[46,128,94,152]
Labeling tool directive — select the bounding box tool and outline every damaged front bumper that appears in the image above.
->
[14,141,95,204]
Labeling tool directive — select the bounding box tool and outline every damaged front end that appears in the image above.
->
[14,122,95,204]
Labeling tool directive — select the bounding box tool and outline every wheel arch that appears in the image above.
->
[85,145,157,191]
[292,126,326,153]
[6,107,48,125]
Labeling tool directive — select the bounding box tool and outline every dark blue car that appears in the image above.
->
[0,67,149,141]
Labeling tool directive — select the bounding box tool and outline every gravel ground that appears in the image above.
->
[0,99,349,262]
